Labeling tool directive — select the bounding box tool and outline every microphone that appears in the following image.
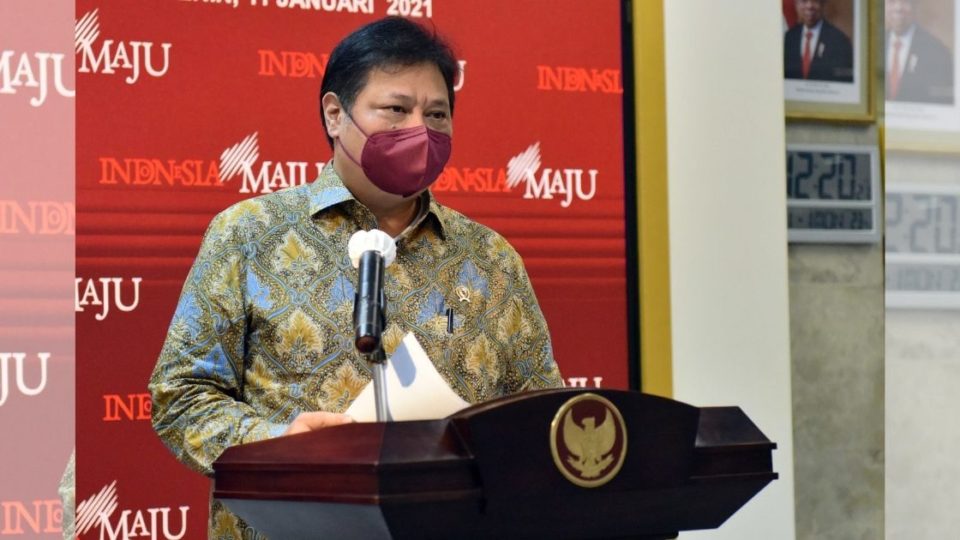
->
[348,230,396,355]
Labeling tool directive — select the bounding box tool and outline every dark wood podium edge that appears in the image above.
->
[212,389,779,539]
[212,487,483,505]
[214,390,780,497]
[449,387,683,417]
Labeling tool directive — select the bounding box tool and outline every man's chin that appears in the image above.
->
[378,186,426,200]
[889,22,910,35]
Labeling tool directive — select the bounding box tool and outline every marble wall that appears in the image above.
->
[884,151,960,538]
[789,244,884,540]
[786,124,885,540]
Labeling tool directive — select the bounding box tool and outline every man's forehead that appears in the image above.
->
[364,63,444,83]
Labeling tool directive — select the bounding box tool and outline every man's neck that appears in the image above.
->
[370,197,419,237]
[892,24,916,39]
[332,157,420,237]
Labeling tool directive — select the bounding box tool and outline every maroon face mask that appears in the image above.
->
[339,115,452,197]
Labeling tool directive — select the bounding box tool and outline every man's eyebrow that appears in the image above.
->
[382,93,449,109]
[385,92,416,102]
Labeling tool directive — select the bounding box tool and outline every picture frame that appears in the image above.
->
[783,0,874,121]
[885,0,960,151]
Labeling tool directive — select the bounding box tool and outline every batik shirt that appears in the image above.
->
[148,163,563,539]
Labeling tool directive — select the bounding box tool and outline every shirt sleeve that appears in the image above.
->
[148,211,287,476]
[502,247,565,393]
[58,450,75,540]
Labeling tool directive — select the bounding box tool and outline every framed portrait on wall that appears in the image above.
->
[783,0,873,120]
[886,0,960,150]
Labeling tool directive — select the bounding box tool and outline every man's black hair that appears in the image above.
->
[319,17,458,148]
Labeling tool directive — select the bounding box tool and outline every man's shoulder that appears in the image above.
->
[820,20,852,45]
[432,202,522,260]
[207,185,312,238]
[912,26,952,57]
[785,24,803,42]
[434,202,496,237]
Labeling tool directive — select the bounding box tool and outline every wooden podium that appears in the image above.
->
[213,389,777,539]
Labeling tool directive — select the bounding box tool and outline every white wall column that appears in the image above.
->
[663,2,796,538]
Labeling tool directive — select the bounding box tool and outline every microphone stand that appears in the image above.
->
[366,348,391,422]
[354,250,392,422]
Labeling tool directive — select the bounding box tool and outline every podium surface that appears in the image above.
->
[213,389,777,539]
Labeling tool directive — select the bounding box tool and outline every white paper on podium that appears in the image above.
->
[344,332,470,422]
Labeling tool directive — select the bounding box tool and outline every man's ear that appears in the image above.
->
[321,92,344,139]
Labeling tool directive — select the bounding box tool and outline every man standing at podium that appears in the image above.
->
[149,16,563,539]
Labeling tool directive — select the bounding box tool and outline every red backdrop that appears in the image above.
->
[76,1,628,537]
[1,2,75,537]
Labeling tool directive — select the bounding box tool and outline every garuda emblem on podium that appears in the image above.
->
[550,393,627,488]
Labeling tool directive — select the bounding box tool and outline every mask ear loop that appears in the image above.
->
[343,110,372,138]
[337,110,369,169]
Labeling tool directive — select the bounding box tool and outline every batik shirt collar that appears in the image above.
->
[307,162,449,239]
